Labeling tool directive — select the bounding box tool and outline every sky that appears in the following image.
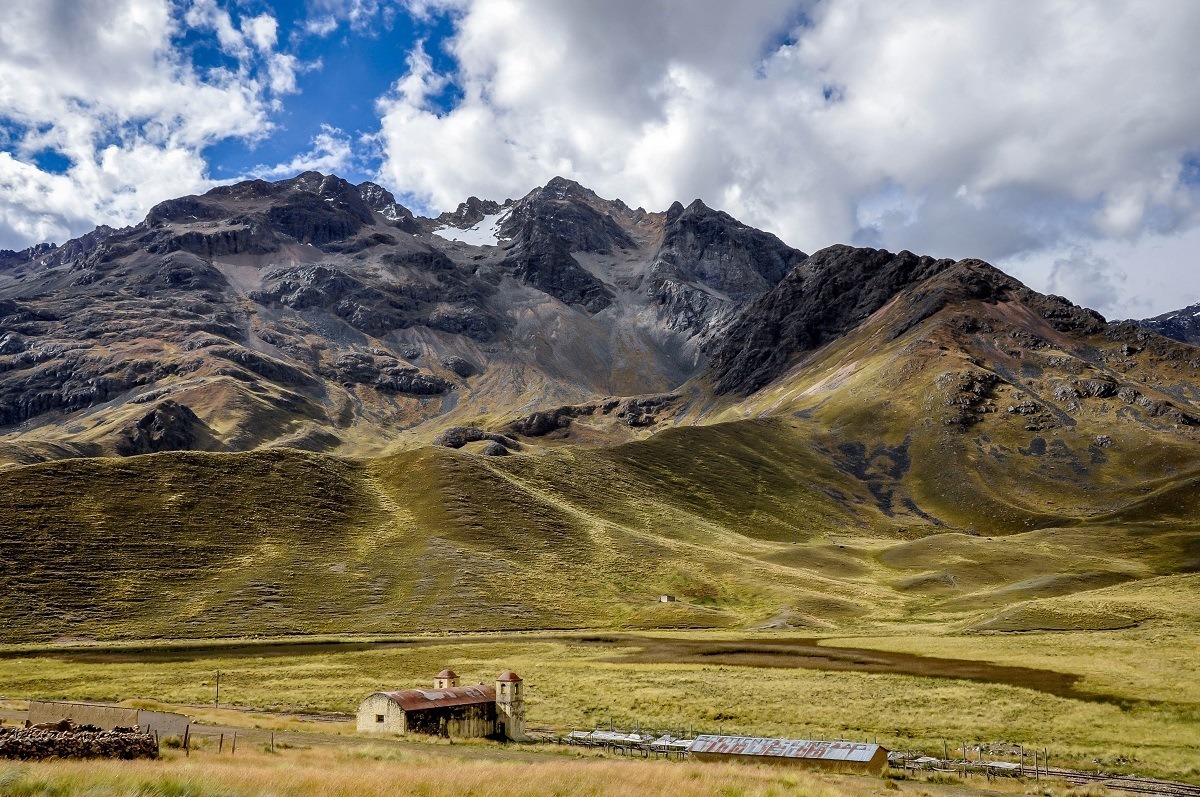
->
[2,1,1200,320]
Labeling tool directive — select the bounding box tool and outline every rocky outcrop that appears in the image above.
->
[938,370,1001,427]
[707,246,956,395]
[328,352,451,395]
[434,426,520,451]
[358,181,420,233]
[502,394,680,437]
[438,196,505,228]
[442,356,477,377]
[1134,302,1200,345]
[496,177,633,312]
[117,400,210,456]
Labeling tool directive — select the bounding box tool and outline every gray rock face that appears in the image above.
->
[15,171,1143,460]
[1134,303,1200,345]
[707,246,956,395]
[358,181,420,233]
[251,261,498,342]
[116,400,209,456]
[495,178,632,313]
[438,196,505,228]
[654,199,805,302]
[647,199,806,339]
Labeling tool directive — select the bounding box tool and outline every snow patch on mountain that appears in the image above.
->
[433,211,510,246]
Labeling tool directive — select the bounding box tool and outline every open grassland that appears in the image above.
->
[0,744,1076,797]
[2,624,1198,780]
[828,575,1200,706]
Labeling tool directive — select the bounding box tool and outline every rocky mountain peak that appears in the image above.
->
[500,178,635,252]
[706,246,960,395]
[539,175,594,201]
[438,196,506,228]
[1134,302,1200,345]
[4,171,1177,469]
[357,181,419,232]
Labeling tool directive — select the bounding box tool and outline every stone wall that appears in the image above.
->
[27,701,190,737]
[0,725,158,760]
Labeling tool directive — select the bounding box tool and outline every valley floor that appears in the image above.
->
[1,621,1198,786]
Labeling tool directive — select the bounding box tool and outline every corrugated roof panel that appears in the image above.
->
[688,735,882,761]
[379,685,496,712]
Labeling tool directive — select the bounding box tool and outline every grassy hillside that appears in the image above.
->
[3,406,1199,643]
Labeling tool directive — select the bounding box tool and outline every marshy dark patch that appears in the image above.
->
[2,632,1117,706]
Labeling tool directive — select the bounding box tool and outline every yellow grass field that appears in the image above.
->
[0,742,1113,797]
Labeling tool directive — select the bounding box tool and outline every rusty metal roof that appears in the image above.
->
[496,671,522,682]
[688,735,884,762]
[378,685,496,712]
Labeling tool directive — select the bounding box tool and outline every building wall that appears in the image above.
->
[28,701,190,737]
[356,694,406,734]
[495,682,525,740]
[356,696,497,738]
[405,703,496,738]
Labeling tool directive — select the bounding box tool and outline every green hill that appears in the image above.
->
[4,406,1198,643]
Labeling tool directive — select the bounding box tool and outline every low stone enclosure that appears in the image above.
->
[0,721,158,760]
[27,700,190,738]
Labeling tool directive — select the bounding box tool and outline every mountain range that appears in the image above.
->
[2,172,1199,643]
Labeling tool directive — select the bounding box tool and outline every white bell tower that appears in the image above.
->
[494,671,525,740]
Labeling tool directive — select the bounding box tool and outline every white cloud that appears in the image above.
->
[373,0,1200,315]
[243,14,280,53]
[250,125,357,179]
[1044,247,1128,318]
[304,0,396,36]
[0,0,296,250]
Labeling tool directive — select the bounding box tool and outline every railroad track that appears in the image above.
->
[1046,768,1200,797]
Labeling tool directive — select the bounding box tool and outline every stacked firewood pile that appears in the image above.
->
[0,720,158,760]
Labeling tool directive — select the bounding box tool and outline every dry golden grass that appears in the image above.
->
[0,743,1066,797]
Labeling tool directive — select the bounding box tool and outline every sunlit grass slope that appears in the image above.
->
[3,406,1199,642]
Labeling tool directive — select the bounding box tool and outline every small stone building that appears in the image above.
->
[357,669,525,740]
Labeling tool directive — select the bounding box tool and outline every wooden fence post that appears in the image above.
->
[183,726,190,757]
[219,733,224,753]
[232,732,237,755]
